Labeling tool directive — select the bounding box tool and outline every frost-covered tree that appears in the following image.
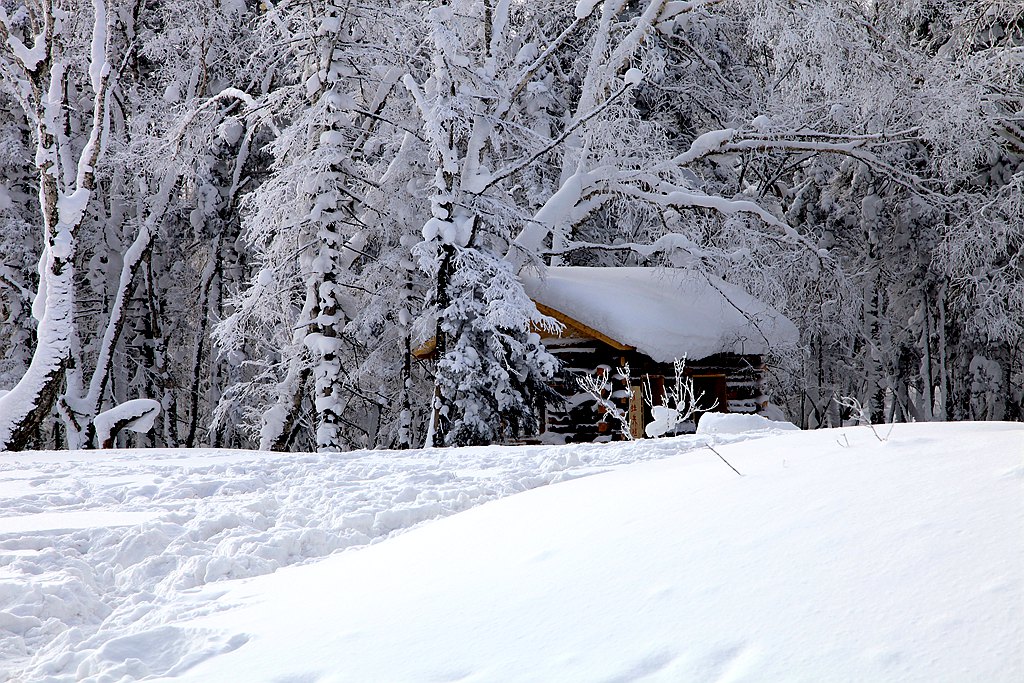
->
[0,0,119,449]
[0,0,265,450]
[0,91,36,395]
[0,0,1020,452]
[420,246,559,446]
[215,0,429,451]
[401,0,808,445]
[738,0,1024,425]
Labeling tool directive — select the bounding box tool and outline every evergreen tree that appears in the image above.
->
[420,244,558,446]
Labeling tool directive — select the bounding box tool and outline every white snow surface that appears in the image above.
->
[696,411,800,435]
[1,423,1022,681]
[520,266,799,361]
[574,0,601,20]
[1,432,752,680]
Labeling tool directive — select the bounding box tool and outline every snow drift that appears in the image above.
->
[1,423,1021,681]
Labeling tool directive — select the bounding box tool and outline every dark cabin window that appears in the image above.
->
[690,374,728,424]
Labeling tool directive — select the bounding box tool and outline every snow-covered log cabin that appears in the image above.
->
[518,267,799,442]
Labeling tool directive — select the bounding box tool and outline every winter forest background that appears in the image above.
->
[0,0,1020,453]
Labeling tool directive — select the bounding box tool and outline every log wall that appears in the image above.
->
[541,335,767,442]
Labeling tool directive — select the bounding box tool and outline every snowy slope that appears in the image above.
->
[2,423,1022,681]
[0,431,766,681]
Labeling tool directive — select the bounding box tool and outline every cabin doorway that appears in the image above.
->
[689,374,727,425]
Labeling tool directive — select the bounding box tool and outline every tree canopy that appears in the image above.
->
[0,0,1020,451]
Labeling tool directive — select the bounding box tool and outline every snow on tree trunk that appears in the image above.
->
[2,0,1019,451]
[0,259,74,450]
[92,398,160,448]
[0,0,112,450]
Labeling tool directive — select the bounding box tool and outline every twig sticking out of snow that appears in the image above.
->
[642,357,717,438]
[834,395,894,443]
[705,444,743,477]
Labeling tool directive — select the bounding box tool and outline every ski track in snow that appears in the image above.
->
[0,433,756,681]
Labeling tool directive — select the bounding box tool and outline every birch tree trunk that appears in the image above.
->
[0,1,112,450]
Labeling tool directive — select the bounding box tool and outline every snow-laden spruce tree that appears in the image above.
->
[401,0,572,446]
[419,245,559,446]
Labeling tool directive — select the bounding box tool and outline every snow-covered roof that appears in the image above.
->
[520,266,798,362]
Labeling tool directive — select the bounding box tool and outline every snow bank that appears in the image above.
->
[3,424,1021,681]
[168,422,1022,682]
[696,411,799,435]
[0,432,752,681]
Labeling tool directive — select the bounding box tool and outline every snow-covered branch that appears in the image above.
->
[93,399,161,448]
[476,79,637,196]
[578,364,634,440]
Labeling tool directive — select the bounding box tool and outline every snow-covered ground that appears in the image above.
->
[1,422,1021,681]
[0,428,760,680]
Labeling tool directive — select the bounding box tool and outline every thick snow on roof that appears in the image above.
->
[521,266,798,362]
